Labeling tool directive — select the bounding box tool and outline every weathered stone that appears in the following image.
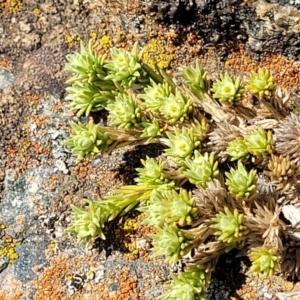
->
[21,33,41,51]
[0,69,14,90]
[276,292,300,300]
[148,0,300,60]
[19,21,34,34]
[245,2,300,59]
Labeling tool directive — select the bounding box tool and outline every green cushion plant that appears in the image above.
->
[150,224,194,265]
[139,188,198,227]
[225,161,257,200]
[106,91,143,129]
[211,72,243,105]
[63,41,300,298]
[104,42,149,88]
[245,68,275,99]
[179,59,209,99]
[245,128,273,156]
[163,128,200,161]
[183,151,219,188]
[211,207,245,244]
[63,120,113,162]
[226,138,249,161]
[249,246,279,276]
[159,264,210,300]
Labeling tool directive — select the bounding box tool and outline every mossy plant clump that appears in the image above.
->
[63,41,300,299]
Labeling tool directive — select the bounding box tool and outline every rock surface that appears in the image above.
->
[147,0,300,60]
[1,0,300,299]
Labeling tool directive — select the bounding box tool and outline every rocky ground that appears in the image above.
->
[1,0,300,299]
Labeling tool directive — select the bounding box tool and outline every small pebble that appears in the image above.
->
[94,267,105,284]
[55,159,69,174]
[264,292,273,299]
[0,69,15,90]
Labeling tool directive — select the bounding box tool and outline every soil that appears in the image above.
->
[1,0,300,299]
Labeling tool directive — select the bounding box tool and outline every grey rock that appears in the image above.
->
[5,169,18,183]
[14,242,48,283]
[19,21,33,34]
[0,257,9,273]
[108,282,119,292]
[55,159,69,174]
[0,69,15,90]
[264,292,273,299]
[40,3,58,14]
[276,292,300,300]
[28,181,40,195]
[136,239,148,250]
[21,33,41,51]
[94,267,105,284]
[282,205,300,228]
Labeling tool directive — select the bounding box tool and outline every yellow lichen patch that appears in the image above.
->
[142,39,175,69]
[20,139,31,157]
[0,235,21,264]
[125,240,139,260]
[122,219,139,231]
[65,35,81,47]
[45,240,58,257]
[100,34,113,49]
[117,215,150,260]
[32,7,40,15]
[65,274,73,282]
[6,0,23,13]
[86,270,94,279]
[49,240,56,250]
[90,31,97,43]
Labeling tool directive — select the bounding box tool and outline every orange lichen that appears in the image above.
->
[0,277,23,300]
[22,94,40,105]
[2,0,23,14]
[32,252,100,300]
[0,59,12,70]
[225,44,300,91]
[15,215,25,224]
[68,265,139,300]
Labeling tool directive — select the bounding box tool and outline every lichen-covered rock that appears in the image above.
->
[148,0,254,46]
[245,2,300,59]
[147,0,300,60]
